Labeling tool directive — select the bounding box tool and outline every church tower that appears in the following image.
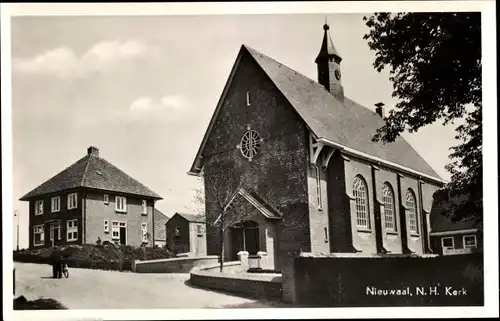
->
[315,22,344,102]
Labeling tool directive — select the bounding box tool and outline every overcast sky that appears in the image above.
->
[11,13,460,249]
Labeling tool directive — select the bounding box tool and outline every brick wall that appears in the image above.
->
[326,153,352,252]
[190,262,283,301]
[292,252,484,307]
[84,190,153,247]
[307,163,331,253]
[330,153,441,255]
[343,155,378,254]
[202,49,311,269]
[154,211,169,245]
[28,189,83,249]
[188,222,207,256]
[134,256,218,273]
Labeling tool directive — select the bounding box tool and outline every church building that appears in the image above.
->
[188,23,445,271]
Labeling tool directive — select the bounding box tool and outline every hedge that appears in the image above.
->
[13,244,174,272]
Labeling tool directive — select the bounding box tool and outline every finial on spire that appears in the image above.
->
[323,16,329,30]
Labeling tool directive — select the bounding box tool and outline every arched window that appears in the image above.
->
[405,189,418,234]
[353,176,370,228]
[382,183,397,231]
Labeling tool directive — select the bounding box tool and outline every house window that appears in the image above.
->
[315,165,322,210]
[141,223,148,243]
[324,227,328,242]
[51,196,61,212]
[115,196,127,213]
[463,235,477,249]
[35,200,44,215]
[104,194,109,205]
[104,220,109,233]
[67,193,78,209]
[382,183,396,231]
[239,130,262,161]
[175,227,180,237]
[34,200,44,215]
[246,90,251,106]
[353,176,370,229]
[33,225,44,246]
[112,221,120,240]
[142,200,147,215]
[441,236,455,250]
[67,219,78,242]
[196,224,203,236]
[405,189,418,234]
[49,222,61,241]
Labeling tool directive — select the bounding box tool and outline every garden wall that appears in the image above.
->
[133,256,219,273]
[190,261,283,301]
[292,252,484,307]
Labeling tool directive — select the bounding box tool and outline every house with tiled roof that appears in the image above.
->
[165,212,206,256]
[428,190,482,255]
[188,23,445,271]
[20,146,162,248]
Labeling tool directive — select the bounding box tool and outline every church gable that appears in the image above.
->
[198,46,309,179]
[197,46,313,260]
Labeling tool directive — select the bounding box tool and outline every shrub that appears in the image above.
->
[13,244,174,272]
[14,296,67,310]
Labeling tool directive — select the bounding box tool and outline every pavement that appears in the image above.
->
[14,262,288,309]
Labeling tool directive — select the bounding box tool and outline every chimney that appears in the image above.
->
[375,102,385,118]
[87,146,99,157]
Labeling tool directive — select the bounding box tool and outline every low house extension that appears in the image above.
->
[429,191,482,255]
[154,208,169,247]
[20,146,163,248]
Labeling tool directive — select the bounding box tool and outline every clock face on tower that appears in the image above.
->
[334,69,341,80]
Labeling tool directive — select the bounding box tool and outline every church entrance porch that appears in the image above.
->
[230,220,260,259]
[225,216,279,271]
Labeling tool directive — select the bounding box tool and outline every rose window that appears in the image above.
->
[239,130,262,161]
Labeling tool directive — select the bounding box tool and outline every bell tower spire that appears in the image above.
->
[315,21,344,102]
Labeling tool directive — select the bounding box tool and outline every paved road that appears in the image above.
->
[14,263,286,309]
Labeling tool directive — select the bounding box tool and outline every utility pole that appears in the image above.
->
[14,210,19,251]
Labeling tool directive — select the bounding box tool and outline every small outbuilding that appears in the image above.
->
[166,213,206,257]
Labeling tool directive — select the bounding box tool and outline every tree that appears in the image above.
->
[192,167,259,272]
[362,12,482,226]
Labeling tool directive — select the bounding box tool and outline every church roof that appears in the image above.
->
[20,147,162,200]
[188,44,442,183]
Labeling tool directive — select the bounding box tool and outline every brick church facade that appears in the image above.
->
[188,23,445,271]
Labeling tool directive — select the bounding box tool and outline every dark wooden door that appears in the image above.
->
[244,228,259,255]
[230,228,244,260]
[120,227,127,245]
[53,227,59,242]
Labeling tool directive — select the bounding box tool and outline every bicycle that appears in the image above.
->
[61,263,69,278]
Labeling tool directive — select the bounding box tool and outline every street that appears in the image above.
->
[14,262,286,309]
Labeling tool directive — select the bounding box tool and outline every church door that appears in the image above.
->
[244,227,259,255]
[230,227,244,260]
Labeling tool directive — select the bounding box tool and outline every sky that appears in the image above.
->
[10,13,461,250]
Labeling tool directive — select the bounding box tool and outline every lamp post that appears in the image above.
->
[14,209,19,251]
